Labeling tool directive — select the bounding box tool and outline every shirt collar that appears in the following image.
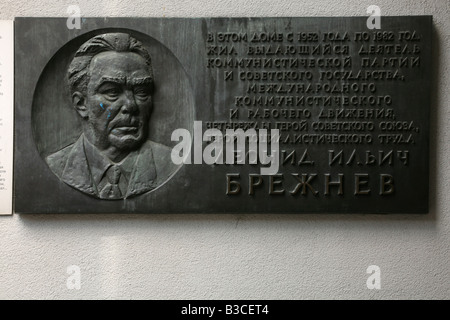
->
[82,135,139,187]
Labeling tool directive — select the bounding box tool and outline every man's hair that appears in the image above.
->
[68,32,154,95]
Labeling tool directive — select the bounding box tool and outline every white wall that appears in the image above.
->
[0,0,449,299]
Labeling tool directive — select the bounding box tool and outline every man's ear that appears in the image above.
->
[72,91,88,119]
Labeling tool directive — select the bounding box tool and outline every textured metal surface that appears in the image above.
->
[14,17,432,213]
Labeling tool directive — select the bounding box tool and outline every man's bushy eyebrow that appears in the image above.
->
[131,77,153,85]
[96,76,127,88]
[96,76,152,89]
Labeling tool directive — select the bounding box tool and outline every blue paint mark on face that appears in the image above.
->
[100,103,111,119]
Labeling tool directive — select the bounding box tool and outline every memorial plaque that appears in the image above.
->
[13,17,432,213]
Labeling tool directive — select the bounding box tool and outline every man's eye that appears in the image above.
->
[102,88,121,99]
[134,88,150,98]
[106,89,119,95]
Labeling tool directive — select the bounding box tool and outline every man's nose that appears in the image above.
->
[120,91,138,114]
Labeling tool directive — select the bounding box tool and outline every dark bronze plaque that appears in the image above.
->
[14,17,432,213]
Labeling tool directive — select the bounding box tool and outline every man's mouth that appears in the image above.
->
[112,125,139,134]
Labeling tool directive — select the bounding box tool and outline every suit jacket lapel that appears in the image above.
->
[61,136,96,196]
[126,141,157,197]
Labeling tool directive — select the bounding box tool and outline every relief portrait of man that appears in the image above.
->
[46,33,178,200]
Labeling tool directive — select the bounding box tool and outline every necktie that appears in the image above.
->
[99,165,123,199]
